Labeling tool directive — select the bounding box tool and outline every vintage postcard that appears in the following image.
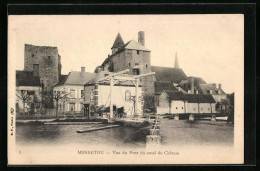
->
[8,14,244,165]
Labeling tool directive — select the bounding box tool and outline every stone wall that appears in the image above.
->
[107,49,155,96]
[24,44,61,90]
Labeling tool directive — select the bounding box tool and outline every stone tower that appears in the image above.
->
[24,44,61,90]
[102,31,154,95]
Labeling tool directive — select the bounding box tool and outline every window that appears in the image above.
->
[132,68,140,75]
[32,54,34,57]
[70,89,75,98]
[135,63,139,66]
[194,108,196,111]
[94,90,98,95]
[81,90,84,98]
[48,56,51,60]
[201,108,203,111]
[208,108,210,111]
[94,85,98,89]
[54,91,57,95]
[125,90,131,101]
[57,91,60,95]
[27,91,34,95]
[137,50,140,54]
[146,64,148,68]
[69,103,75,112]
[33,64,39,76]
[129,63,131,67]
[182,107,183,109]
[176,107,178,109]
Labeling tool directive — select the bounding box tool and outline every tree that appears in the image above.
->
[53,91,70,118]
[143,94,155,114]
[108,62,114,72]
[16,90,33,115]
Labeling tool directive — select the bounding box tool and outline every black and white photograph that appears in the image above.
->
[8,14,244,165]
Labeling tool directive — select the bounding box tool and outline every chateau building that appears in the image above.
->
[97,32,187,96]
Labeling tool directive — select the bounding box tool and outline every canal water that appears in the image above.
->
[16,123,141,147]
[16,119,234,148]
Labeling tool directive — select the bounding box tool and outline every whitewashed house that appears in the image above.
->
[157,91,216,114]
[16,70,42,115]
[84,71,143,117]
[53,67,95,115]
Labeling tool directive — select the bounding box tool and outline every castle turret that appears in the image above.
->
[111,33,124,55]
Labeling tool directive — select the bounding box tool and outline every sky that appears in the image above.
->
[8,15,244,93]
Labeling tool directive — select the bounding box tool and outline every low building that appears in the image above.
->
[16,70,42,115]
[199,83,227,111]
[84,71,143,117]
[53,67,95,115]
[157,91,216,114]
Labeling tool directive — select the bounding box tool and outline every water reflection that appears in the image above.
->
[16,124,140,147]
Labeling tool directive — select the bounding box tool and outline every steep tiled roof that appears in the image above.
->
[59,74,67,82]
[155,81,178,95]
[151,66,187,84]
[185,94,216,103]
[165,91,186,101]
[161,90,216,103]
[199,83,225,95]
[16,71,41,87]
[111,33,125,49]
[102,40,150,67]
[54,71,95,86]
[124,40,150,51]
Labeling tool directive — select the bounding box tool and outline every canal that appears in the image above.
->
[16,119,234,148]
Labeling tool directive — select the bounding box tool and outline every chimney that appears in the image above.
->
[218,84,222,89]
[191,77,194,94]
[138,31,145,46]
[212,83,216,88]
[81,67,85,73]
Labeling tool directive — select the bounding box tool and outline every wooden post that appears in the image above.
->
[110,77,114,119]
[198,101,200,114]
[135,78,138,115]
[184,101,186,113]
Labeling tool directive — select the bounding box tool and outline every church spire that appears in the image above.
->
[174,52,179,68]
